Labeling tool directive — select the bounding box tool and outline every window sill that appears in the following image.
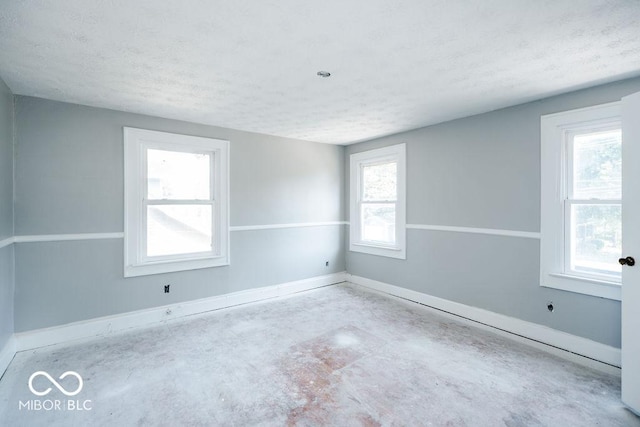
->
[349,242,406,259]
[125,256,229,277]
[541,273,621,301]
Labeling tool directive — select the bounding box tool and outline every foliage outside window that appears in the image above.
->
[540,103,622,300]
[567,129,621,279]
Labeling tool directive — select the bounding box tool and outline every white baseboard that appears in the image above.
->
[346,274,621,373]
[0,335,17,378]
[15,272,346,352]
[11,271,619,375]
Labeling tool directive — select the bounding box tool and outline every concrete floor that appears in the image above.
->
[0,284,638,426]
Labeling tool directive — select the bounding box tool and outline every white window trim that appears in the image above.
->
[124,127,230,277]
[349,143,406,259]
[540,102,621,300]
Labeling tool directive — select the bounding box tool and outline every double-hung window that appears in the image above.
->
[124,128,229,277]
[349,144,406,259]
[541,103,622,300]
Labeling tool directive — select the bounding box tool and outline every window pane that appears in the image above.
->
[361,203,396,244]
[148,149,210,200]
[147,205,212,257]
[362,161,397,201]
[570,204,621,277]
[572,130,621,199]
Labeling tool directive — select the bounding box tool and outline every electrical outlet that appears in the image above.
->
[547,302,554,312]
[325,261,329,267]
[164,284,170,293]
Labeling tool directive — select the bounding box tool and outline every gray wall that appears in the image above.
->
[346,76,640,348]
[14,97,345,331]
[0,77,14,350]
[11,77,640,347]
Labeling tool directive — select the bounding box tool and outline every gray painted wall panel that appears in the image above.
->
[347,230,621,347]
[346,76,640,347]
[14,97,344,234]
[231,136,344,225]
[0,77,12,240]
[14,226,345,331]
[0,76,13,351]
[347,77,640,232]
[13,96,345,331]
[0,246,14,350]
[12,77,640,347]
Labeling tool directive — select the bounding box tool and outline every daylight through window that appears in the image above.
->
[124,128,229,277]
[350,144,406,259]
[567,128,622,279]
[540,102,622,300]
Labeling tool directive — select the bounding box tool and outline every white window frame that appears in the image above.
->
[124,127,230,277]
[349,144,406,259]
[540,102,621,300]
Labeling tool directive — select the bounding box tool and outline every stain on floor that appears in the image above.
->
[282,325,382,426]
[0,284,638,426]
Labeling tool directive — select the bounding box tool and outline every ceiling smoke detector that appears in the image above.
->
[317,71,331,78]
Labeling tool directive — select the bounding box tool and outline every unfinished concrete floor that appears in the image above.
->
[0,284,638,426]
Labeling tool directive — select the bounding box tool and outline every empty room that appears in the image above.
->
[1,1,640,425]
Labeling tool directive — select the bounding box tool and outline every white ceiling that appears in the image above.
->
[1,1,639,145]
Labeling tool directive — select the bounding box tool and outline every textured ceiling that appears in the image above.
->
[1,1,640,145]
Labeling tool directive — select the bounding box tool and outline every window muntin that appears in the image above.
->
[349,144,406,259]
[124,128,229,277]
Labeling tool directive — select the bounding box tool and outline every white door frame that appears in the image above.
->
[621,90,640,414]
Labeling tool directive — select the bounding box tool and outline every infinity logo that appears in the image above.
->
[28,371,83,397]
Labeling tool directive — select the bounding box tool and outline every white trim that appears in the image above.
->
[14,272,347,352]
[346,274,621,373]
[543,273,621,301]
[406,224,540,239]
[0,335,17,378]
[0,236,15,249]
[541,102,622,301]
[0,224,350,246]
[0,223,559,244]
[230,221,348,231]
[542,101,621,120]
[123,127,230,278]
[14,232,124,243]
[349,144,407,259]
